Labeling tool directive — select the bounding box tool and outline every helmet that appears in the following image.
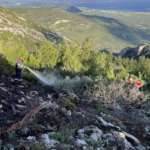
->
[18,57,23,61]
[136,81,141,86]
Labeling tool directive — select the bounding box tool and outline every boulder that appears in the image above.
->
[0,104,2,109]
[103,131,136,150]
[41,134,59,149]
[75,139,88,148]
[15,104,27,109]
[97,117,121,131]
[78,125,103,142]
[123,132,140,146]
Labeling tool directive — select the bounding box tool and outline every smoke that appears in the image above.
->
[26,67,92,89]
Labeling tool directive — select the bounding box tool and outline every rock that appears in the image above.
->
[18,99,22,103]
[0,87,7,92]
[135,145,146,150]
[146,146,150,150]
[89,126,103,142]
[103,131,135,150]
[95,148,101,150]
[113,131,136,150]
[83,146,88,150]
[9,147,14,150]
[20,91,25,95]
[51,102,59,109]
[62,108,67,113]
[119,47,131,57]
[18,97,26,103]
[0,104,2,109]
[47,94,52,99]
[97,117,121,131]
[136,44,145,54]
[21,127,29,135]
[30,91,38,95]
[90,133,100,142]
[75,139,88,148]
[67,110,71,116]
[38,97,44,102]
[77,125,103,143]
[15,104,27,109]
[17,85,24,88]
[48,132,56,137]
[27,136,36,141]
[47,125,55,131]
[69,93,79,100]
[7,77,14,82]
[26,96,32,99]
[1,100,8,104]
[123,132,140,146]
[103,133,116,143]
[41,134,59,149]
[0,83,4,86]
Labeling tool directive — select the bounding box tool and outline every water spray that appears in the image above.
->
[26,67,51,85]
[26,66,92,88]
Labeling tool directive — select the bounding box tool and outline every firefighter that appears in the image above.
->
[128,77,141,95]
[14,58,25,85]
[134,80,142,95]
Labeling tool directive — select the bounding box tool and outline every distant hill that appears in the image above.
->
[15,2,82,13]
[10,7,150,51]
[55,3,82,13]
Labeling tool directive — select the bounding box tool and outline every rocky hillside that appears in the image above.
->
[119,43,150,59]
[0,74,150,150]
[0,5,64,50]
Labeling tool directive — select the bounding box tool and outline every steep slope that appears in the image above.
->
[10,7,150,51]
[0,75,150,149]
[0,6,63,51]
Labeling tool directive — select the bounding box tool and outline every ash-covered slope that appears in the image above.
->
[0,75,149,150]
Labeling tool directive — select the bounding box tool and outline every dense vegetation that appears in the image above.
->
[0,6,150,85]
[10,7,150,51]
[1,34,150,86]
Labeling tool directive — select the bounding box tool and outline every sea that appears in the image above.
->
[70,2,150,12]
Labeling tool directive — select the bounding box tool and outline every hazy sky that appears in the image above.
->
[0,0,149,3]
[0,0,149,5]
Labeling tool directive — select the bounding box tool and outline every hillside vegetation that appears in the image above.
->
[10,7,150,51]
[1,6,150,85]
[0,6,65,73]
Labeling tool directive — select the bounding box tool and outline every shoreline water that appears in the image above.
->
[51,2,150,13]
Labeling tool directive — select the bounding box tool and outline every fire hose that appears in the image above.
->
[68,103,150,125]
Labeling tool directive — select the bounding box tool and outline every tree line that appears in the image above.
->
[1,36,150,84]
